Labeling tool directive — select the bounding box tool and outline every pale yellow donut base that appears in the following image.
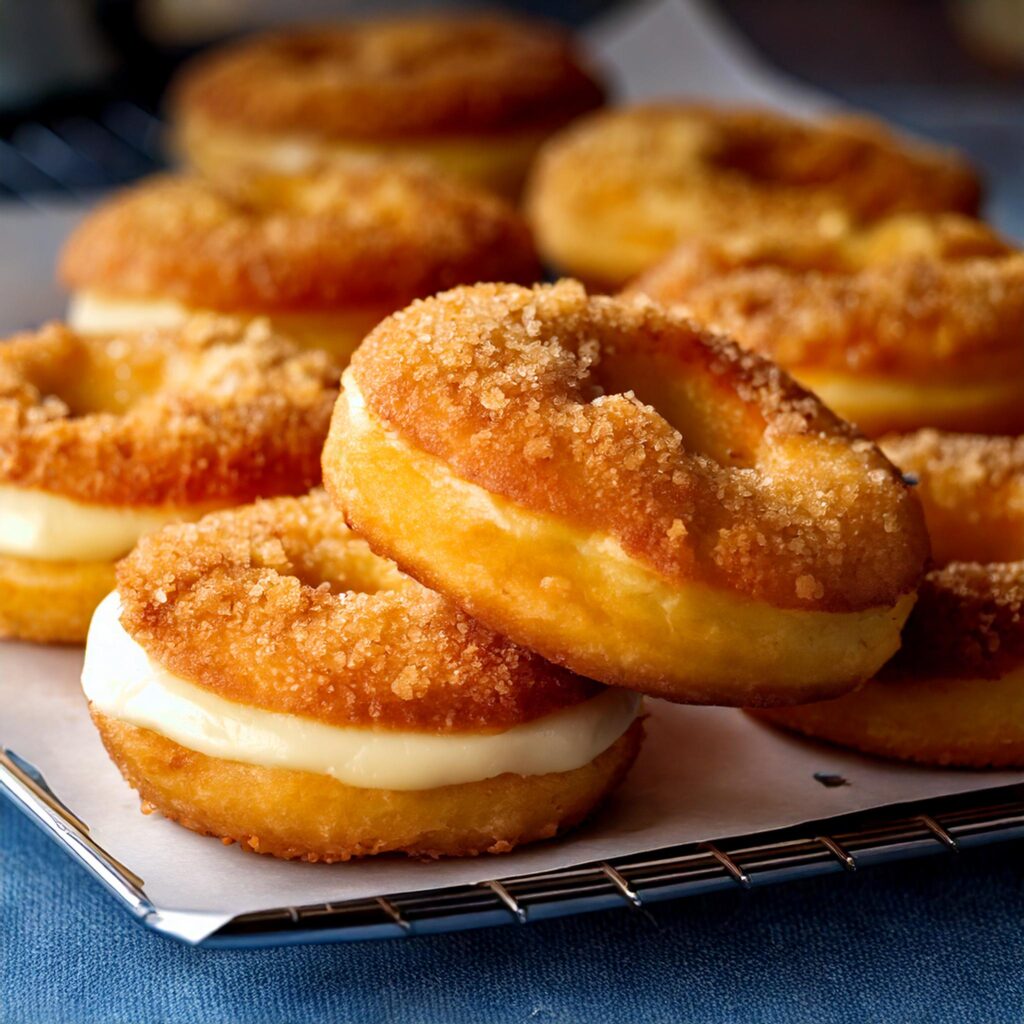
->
[0,553,114,644]
[68,291,384,363]
[753,663,1024,768]
[178,115,550,199]
[800,369,1024,438]
[94,712,644,861]
[328,383,915,706]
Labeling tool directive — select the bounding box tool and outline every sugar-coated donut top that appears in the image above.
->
[525,105,981,286]
[171,15,605,139]
[0,318,338,506]
[59,166,541,313]
[117,492,602,732]
[629,215,1024,378]
[529,104,981,228]
[350,280,928,612]
[882,562,1024,680]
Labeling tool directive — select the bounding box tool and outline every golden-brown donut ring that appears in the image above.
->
[90,492,642,860]
[525,104,982,288]
[92,715,643,862]
[323,280,929,706]
[0,554,113,644]
[170,15,605,198]
[628,215,1024,436]
[0,318,338,643]
[0,318,337,506]
[753,562,1024,767]
[881,430,1024,565]
[60,166,541,360]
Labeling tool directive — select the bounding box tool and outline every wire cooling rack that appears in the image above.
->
[4,746,1024,947]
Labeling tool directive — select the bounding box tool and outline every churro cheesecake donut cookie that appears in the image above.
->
[754,562,1024,767]
[0,318,338,643]
[629,215,1024,436]
[60,165,540,360]
[881,430,1024,566]
[525,104,981,288]
[83,493,643,861]
[169,15,605,197]
[323,281,929,706]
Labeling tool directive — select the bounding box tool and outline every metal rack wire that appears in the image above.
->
[4,746,1024,947]
[208,787,1024,946]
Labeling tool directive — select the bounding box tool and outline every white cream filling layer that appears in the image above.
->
[67,291,195,333]
[82,592,641,791]
[68,291,384,356]
[0,486,210,562]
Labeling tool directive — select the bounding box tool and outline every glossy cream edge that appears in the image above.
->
[0,485,216,562]
[82,592,642,792]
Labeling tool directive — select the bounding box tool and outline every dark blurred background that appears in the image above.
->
[1,0,1021,231]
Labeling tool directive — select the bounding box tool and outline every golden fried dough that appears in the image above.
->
[323,280,928,705]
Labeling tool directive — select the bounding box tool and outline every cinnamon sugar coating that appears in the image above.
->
[881,430,1024,565]
[0,318,338,505]
[171,16,604,139]
[525,104,981,286]
[629,215,1024,379]
[348,281,928,612]
[59,166,540,313]
[881,562,1024,681]
[116,492,602,732]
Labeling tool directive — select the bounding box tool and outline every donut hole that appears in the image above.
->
[708,128,860,191]
[271,36,351,70]
[11,333,166,417]
[593,325,764,469]
[243,497,410,598]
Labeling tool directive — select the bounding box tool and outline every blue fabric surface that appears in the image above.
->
[3,798,1024,1024]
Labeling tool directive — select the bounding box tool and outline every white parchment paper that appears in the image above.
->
[5,643,1024,943]
[3,0,1021,945]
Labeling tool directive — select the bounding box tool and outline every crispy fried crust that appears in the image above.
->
[0,318,339,505]
[170,16,605,140]
[754,562,1024,767]
[339,281,927,613]
[0,553,114,643]
[881,430,1024,565]
[883,562,1024,681]
[117,492,602,731]
[59,167,540,314]
[92,713,642,861]
[526,105,982,287]
[628,215,1023,380]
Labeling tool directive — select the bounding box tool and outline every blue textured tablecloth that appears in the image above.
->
[5,9,1024,1023]
[4,798,1023,1024]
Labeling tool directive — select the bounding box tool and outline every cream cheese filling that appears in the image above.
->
[796,368,1024,431]
[67,291,386,358]
[180,117,547,194]
[0,486,214,562]
[82,592,641,791]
